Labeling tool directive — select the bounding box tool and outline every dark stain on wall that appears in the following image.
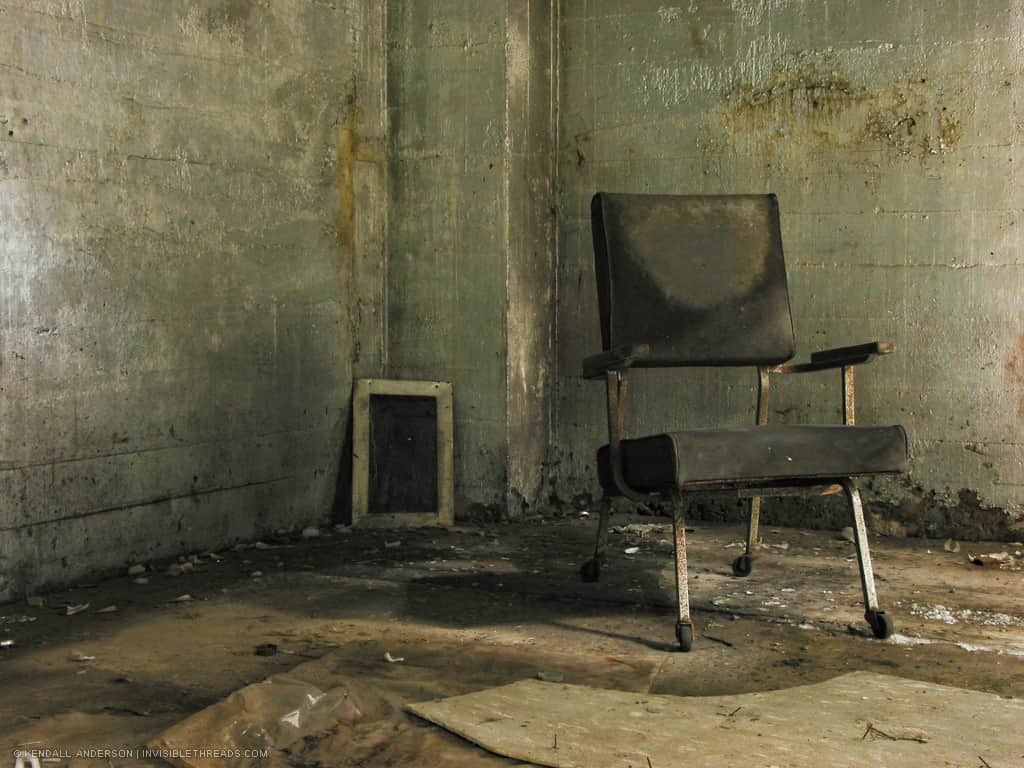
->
[734,67,865,114]
[661,483,1021,542]
[205,0,254,33]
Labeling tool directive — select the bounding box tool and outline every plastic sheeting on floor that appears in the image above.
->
[149,675,362,768]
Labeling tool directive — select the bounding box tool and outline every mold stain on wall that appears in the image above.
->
[716,61,963,162]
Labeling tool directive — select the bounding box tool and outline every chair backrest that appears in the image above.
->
[592,193,795,366]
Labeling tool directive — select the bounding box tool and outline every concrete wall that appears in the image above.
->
[385,0,555,517]
[0,0,386,598]
[5,0,1016,593]
[506,0,557,516]
[553,0,1024,538]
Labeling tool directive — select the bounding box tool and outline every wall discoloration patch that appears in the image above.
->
[1004,330,1024,418]
[718,62,962,160]
[205,0,255,34]
[335,96,384,254]
[336,111,360,253]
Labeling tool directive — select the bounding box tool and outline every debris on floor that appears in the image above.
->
[969,551,1019,569]
[536,671,563,682]
[408,672,1024,768]
[3,517,1024,766]
[906,602,1024,628]
[610,523,670,540]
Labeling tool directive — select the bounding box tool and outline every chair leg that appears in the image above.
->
[580,496,612,582]
[732,495,760,577]
[671,492,694,651]
[842,479,894,639]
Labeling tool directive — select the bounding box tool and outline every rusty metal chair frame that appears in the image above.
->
[585,345,894,651]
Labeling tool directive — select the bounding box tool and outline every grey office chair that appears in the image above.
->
[581,193,908,651]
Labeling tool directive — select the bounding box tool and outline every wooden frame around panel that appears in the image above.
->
[351,378,454,528]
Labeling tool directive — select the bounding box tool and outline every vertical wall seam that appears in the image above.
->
[549,0,561,480]
[380,0,390,376]
[503,0,513,512]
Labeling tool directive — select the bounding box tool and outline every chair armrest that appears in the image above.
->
[582,343,651,379]
[811,341,895,366]
[771,341,894,374]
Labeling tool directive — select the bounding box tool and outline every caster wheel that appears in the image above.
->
[675,622,694,652]
[866,610,894,639]
[731,554,753,577]
[579,557,602,583]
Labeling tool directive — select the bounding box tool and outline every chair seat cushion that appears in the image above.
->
[597,425,908,493]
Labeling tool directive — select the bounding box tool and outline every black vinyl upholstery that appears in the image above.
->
[592,193,795,366]
[597,425,909,494]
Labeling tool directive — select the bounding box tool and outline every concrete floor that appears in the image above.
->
[2,515,1023,766]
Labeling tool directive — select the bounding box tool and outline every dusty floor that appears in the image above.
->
[2,514,1023,767]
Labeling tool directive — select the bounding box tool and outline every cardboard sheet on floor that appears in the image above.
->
[408,671,1024,767]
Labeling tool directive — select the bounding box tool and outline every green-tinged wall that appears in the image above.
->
[552,0,1024,538]
[385,0,555,517]
[0,0,386,598]
[4,0,1018,603]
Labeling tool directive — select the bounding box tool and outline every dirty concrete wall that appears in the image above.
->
[506,0,557,516]
[554,0,1024,538]
[386,1,556,517]
[385,0,509,516]
[0,0,386,599]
